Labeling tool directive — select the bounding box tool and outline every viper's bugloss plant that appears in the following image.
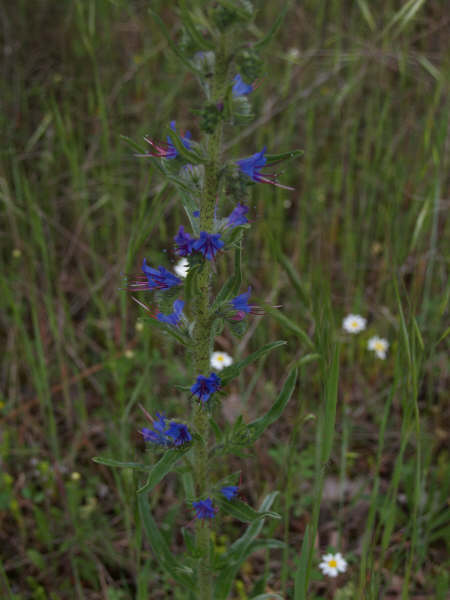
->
[95,3,303,598]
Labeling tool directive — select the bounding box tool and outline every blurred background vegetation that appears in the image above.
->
[1,0,448,598]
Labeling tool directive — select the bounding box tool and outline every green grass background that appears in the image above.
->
[1,0,448,598]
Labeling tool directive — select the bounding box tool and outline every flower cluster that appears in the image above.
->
[141,413,192,447]
[174,227,225,261]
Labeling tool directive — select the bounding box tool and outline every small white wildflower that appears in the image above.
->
[368,336,389,359]
[210,351,233,371]
[174,258,189,278]
[342,314,367,334]
[287,48,300,60]
[319,552,348,578]
[71,471,81,481]
[135,321,144,332]
[124,349,135,359]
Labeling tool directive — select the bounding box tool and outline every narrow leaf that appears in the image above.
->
[149,9,203,74]
[294,525,310,600]
[180,0,213,50]
[137,447,191,494]
[92,457,152,471]
[263,305,314,349]
[220,341,287,385]
[164,124,206,164]
[138,493,195,590]
[264,149,304,164]
[215,495,281,524]
[248,368,298,441]
[254,3,289,50]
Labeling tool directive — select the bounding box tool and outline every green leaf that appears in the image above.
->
[211,246,242,311]
[137,447,191,494]
[253,3,289,50]
[180,0,214,50]
[294,525,310,600]
[251,594,284,600]
[264,149,303,164]
[214,495,281,524]
[92,457,152,471]
[321,345,339,464]
[220,341,287,385]
[295,353,320,367]
[138,493,195,590]
[148,9,203,75]
[248,368,298,441]
[263,305,314,350]
[214,492,280,600]
[120,134,147,155]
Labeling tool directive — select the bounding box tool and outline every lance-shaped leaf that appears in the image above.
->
[211,246,242,311]
[251,594,284,600]
[180,0,213,50]
[138,493,195,590]
[247,368,298,442]
[264,149,304,165]
[214,492,279,600]
[220,341,287,386]
[120,134,148,155]
[137,447,191,495]
[92,457,153,471]
[149,9,203,75]
[253,2,289,49]
[263,305,314,350]
[214,495,281,524]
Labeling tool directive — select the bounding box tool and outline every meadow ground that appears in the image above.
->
[1,1,449,598]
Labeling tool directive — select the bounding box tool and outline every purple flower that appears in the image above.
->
[191,373,221,402]
[139,121,191,160]
[174,226,195,257]
[227,203,249,227]
[237,146,294,190]
[193,498,216,520]
[166,422,192,446]
[192,232,224,261]
[141,413,192,447]
[140,260,181,290]
[166,120,192,159]
[231,287,252,313]
[157,299,185,326]
[141,412,169,446]
[232,74,253,97]
[220,486,238,500]
[230,287,265,320]
[193,210,200,217]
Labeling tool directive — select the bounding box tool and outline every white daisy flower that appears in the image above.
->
[210,351,233,371]
[342,314,367,334]
[319,552,348,578]
[174,258,189,278]
[368,336,389,359]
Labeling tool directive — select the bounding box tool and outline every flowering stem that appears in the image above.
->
[192,33,229,600]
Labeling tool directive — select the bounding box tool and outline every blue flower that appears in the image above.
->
[141,260,181,290]
[193,498,216,520]
[192,232,224,261]
[141,413,192,447]
[237,146,294,190]
[174,226,195,257]
[227,203,249,227]
[166,422,192,446]
[193,210,200,217]
[232,74,253,97]
[157,299,185,326]
[231,287,252,314]
[191,373,221,402]
[166,120,192,159]
[220,486,238,500]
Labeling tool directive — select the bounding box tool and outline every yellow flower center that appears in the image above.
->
[351,321,359,328]
[374,342,384,351]
[328,559,337,568]
[217,355,224,362]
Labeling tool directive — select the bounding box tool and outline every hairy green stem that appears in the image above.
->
[192,34,229,600]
